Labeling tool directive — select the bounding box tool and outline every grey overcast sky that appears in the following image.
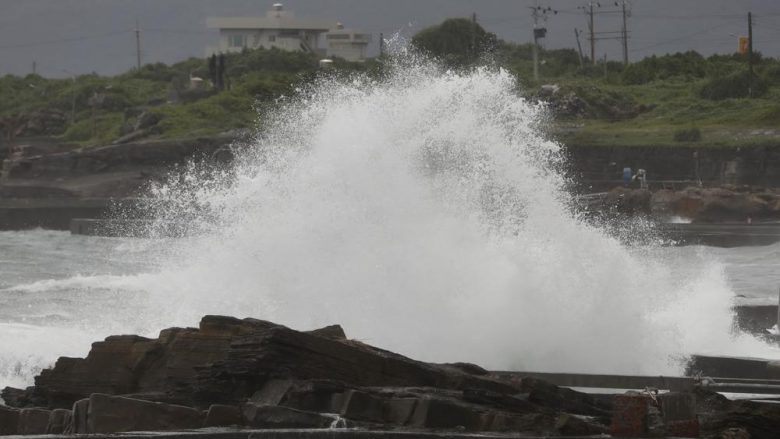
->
[1,0,779,78]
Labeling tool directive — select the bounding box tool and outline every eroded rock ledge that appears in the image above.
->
[0,315,778,438]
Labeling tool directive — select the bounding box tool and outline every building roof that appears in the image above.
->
[207,16,335,31]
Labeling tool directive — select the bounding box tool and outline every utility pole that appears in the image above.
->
[531,3,539,81]
[589,3,595,65]
[379,33,385,57]
[529,3,557,81]
[32,61,36,75]
[574,29,585,67]
[748,11,754,97]
[581,2,630,67]
[471,12,477,59]
[135,19,142,71]
[621,1,629,66]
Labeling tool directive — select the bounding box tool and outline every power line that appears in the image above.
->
[144,28,216,35]
[0,29,133,50]
[632,21,738,52]
[579,1,631,65]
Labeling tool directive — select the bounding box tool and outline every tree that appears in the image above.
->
[411,18,498,65]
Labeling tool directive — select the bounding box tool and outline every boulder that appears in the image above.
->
[334,390,386,423]
[408,396,487,431]
[604,187,652,216]
[306,324,347,340]
[250,379,295,406]
[554,413,607,436]
[134,111,162,131]
[517,377,610,419]
[86,393,203,433]
[203,404,242,427]
[45,408,71,434]
[17,408,51,435]
[193,318,516,407]
[241,403,334,429]
[278,380,346,413]
[0,387,32,408]
[68,398,90,434]
[30,317,266,409]
[0,405,19,435]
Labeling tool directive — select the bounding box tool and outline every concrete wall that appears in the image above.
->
[564,143,780,191]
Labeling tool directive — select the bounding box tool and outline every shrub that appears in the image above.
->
[699,70,767,100]
[673,127,702,142]
[621,51,706,85]
[411,18,498,65]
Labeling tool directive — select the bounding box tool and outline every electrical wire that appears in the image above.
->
[0,29,133,50]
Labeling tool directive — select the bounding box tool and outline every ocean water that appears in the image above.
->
[1,59,779,391]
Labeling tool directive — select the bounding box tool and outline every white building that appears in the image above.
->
[206,3,370,62]
[326,23,371,62]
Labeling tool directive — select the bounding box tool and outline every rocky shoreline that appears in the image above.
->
[592,185,780,224]
[0,315,778,438]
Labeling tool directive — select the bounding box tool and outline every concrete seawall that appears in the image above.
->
[565,143,780,190]
[0,199,110,230]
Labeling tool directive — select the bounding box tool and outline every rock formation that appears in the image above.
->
[0,315,778,437]
[598,185,780,223]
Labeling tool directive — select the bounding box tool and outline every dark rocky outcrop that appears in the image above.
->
[45,409,71,434]
[0,406,19,435]
[85,393,203,434]
[0,315,776,437]
[0,315,608,436]
[596,186,780,223]
[16,408,50,435]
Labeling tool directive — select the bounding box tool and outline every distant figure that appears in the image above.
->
[622,167,633,186]
[632,169,648,189]
[747,217,753,225]
[631,169,647,189]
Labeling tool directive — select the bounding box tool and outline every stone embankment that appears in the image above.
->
[597,185,780,223]
[0,136,234,230]
[1,315,778,438]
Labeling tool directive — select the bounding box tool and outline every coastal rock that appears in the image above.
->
[203,404,243,427]
[11,315,517,413]
[0,315,658,435]
[192,317,516,407]
[68,398,89,434]
[604,187,652,215]
[86,393,203,433]
[241,403,334,429]
[407,396,488,430]
[0,405,19,435]
[45,408,71,434]
[16,408,51,435]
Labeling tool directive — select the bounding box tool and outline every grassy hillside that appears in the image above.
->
[0,49,342,145]
[2,29,780,148]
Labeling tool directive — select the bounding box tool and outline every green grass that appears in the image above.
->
[5,42,780,149]
[548,76,780,147]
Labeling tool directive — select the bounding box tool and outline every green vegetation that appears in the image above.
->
[2,16,780,148]
[0,49,326,145]
[411,18,498,66]
[674,127,702,142]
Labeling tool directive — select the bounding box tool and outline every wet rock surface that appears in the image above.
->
[0,315,777,437]
[595,185,780,224]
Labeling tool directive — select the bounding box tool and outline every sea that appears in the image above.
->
[2,59,779,392]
